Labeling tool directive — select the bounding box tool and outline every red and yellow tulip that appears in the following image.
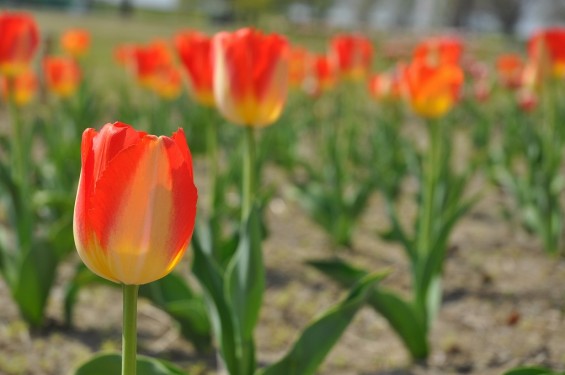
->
[213,27,289,127]
[43,56,81,98]
[527,27,565,79]
[73,122,197,285]
[0,68,37,106]
[61,28,91,59]
[151,65,183,100]
[174,31,214,106]
[131,40,173,89]
[413,36,463,66]
[402,59,464,118]
[368,71,402,102]
[288,46,310,89]
[330,33,373,81]
[303,54,335,97]
[0,12,40,77]
[496,54,523,89]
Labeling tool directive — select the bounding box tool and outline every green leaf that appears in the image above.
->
[309,259,428,360]
[258,272,385,375]
[225,205,265,340]
[503,367,557,375]
[73,353,185,375]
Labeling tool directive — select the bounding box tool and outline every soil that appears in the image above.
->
[1,152,565,375]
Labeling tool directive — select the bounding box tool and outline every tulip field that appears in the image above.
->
[2,9,565,375]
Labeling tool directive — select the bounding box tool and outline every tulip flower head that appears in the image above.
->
[528,27,565,79]
[368,71,402,102]
[73,122,198,285]
[496,54,524,90]
[413,36,463,66]
[288,46,310,89]
[151,65,183,100]
[43,56,82,98]
[0,12,40,77]
[330,34,373,81]
[61,28,91,59]
[174,31,215,106]
[0,68,37,106]
[402,59,464,118]
[213,27,289,127]
[132,40,173,89]
[303,54,336,97]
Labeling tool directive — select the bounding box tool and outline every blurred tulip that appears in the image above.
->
[413,36,463,66]
[132,40,173,88]
[496,54,523,89]
[174,31,214,106]
[73,122,197,285]
[368,71,402,102]
[403,59,464,118]
[288,46,310,89]
[517,88,537,112]
[0,68,37,106]
[114,43,136,67]
[61,28,90,59]
[330,33,373,81]
[303,54,335,97]
[151,65,183,100]
[528,27,565,79]
[213,27,289,127]
[0,12,40,77]
[472,79,490,102]
[43,56,81,98]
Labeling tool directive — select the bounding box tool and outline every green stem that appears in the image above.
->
[207,109,219,218]
[242,126,256,222]
[122,284,139,375]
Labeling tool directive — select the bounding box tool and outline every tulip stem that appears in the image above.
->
[207,109,219,217]
[242,126,256,221]
[122,284,139,375]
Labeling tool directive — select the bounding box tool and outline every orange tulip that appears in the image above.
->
[151,65,183,100]
[61,28,90,59]
[303,54,336,97]
[413,36,463,66]
[174,31,214,106]
[73,122,198,285]
[330,34,373,81]
[0,68,37,106]
[114,43,136,67]
[528,27,565,79]
[0,12,40,77]
[43,56,81,98]
[288,46,310,89]
[132,40,173,88]
[213,27,289,127]
[368,71,402,102]
[496,54,523,89]
[402,59,464,118]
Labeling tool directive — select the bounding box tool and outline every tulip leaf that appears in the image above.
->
[225,205,265,340]
[73,353,185,375]
[257,272,385,375]
[503,367,559,375]
[309,258,429,360]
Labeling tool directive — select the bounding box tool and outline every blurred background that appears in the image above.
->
[1,0,564,38]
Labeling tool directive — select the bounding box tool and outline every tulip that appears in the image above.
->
[496,54,523,89]
[213,27,289,127]
[528,27,565,79]
[132,40,173,89]
[330,33,373,81]
[151,65,183,100]
[61,28,90,59]
[43,56,81,98]
[0,68,37,106]
[368,71,402,102]
[174,31,214,106]
[402,59,464,118]
[288,46,310,89]
[73,122,197,285]
[413,36,463,66]
[114,43,136,67]
[303,54,336,97]
[0,12,40,77]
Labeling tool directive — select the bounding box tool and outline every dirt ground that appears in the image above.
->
[1,155,565,375]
